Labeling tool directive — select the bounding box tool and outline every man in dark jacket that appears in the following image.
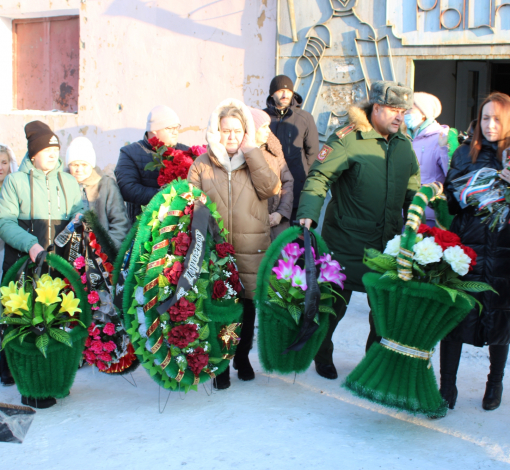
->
[115,105,190,224]
[298,81,421,380]
[264,75,319,222]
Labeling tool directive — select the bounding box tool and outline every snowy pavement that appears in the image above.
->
[1,293,509,469]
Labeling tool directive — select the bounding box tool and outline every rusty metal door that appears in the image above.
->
[13,16,79,112]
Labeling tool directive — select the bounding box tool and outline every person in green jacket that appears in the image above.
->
[298,81,421,380]
[0,122,83,273]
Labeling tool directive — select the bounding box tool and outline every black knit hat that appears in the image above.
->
[269,75,294,96]
[25,121,60,159]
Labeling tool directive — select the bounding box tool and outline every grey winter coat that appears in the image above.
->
[78,167,130,248]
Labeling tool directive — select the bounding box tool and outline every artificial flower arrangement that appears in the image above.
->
[269,242,345,325]
[256,226,343,374]
[344,182,496,418]
[450,167,510,231]
[144,137,207,187]
[118,180,243,393]
[0,253,91,399]
[366,223,495,308]
[1,274,84,357]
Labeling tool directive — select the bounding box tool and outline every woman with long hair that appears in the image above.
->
[441,92,510,412]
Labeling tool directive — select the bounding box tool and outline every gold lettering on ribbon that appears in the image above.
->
[150,335,164,354]
[146,317,161,337]
[167,210,184,218]
[175,370,185,382]
[160,225,178,235]
[152,239,170,252]
[161,350,172,370]
[143,295,158,312]
[146,258,166,271]
[180,192,194,201]
[143,277,159,294]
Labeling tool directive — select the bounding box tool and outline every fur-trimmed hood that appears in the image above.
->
[206,98,256,173]
[348,102,373,133]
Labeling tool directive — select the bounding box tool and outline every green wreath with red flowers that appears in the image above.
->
[119,179,243,392]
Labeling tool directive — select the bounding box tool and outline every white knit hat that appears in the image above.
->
[146,105,180,132]
[413,92,442,120]
[66,136,96,168]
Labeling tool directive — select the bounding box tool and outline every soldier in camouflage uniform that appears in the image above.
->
[297,81,421,380]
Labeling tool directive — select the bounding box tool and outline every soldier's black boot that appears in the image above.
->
[213,366,231,390]
[233,299,256,381]
[483,344,508,411]
[439,340,462,409]
[314,361,338,380]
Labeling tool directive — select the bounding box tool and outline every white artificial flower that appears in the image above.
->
[443,245,471,276]
[413,237,443,265]
[384,235,401,257]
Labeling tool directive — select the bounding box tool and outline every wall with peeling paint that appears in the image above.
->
[0,0,277,175]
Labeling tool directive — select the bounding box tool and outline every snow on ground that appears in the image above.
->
[1,292,509,469]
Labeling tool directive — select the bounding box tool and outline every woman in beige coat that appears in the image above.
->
[250,108,294,240]
[188,98,281,389]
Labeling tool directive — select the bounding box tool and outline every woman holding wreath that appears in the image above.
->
[188,99,281,389]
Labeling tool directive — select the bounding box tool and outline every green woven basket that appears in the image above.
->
[2,254,92,399]
[256,226,334,375]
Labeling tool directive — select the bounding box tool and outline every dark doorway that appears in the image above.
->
[414,60,510,132]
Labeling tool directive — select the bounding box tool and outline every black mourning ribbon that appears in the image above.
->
[157,201,211,315]
[282,227,321,353]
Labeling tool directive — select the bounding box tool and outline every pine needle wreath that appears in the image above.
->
[121,179,243,393]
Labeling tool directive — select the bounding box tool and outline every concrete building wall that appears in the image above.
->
[0,0,277,174]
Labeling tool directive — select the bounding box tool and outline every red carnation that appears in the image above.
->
[216,242,236,259]
[103,341,117,352]
[167,324,199,348]
[187,347,209,376]
[90,340,104,354]
[190,145,207,156]
[103,322,116,336]
[417,224,439,236]
[164,261,183,285]
[184,204,194,216]
[98,352,112,362]
[172,232,191,256]
[212,280,228,299]
[460,244,478,270]
[163,148,174,157]
[168,297,196,322]
[434,230,461,250]
[84,350,97,364]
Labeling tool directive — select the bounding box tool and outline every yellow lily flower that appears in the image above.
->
[5,289,30,314]
[50,277,67,292]
[36,275,66,293]
[0,282,18,306]
[37,274,53,287]
[59,291,81,317]
[35,283,62,306]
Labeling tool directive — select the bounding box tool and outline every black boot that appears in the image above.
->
[233,299,256,381]
[482,344,508,411]
[213,366,231,390]
[439,340,462,409]
[314,361,338,380]
[21,396,57,409]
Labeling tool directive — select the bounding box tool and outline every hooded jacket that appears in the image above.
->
[115,135,190,224]
[188,98,281,299]
[0,154,83,273]
[410,121,450,224]
[77,167,130,248]
[261,131,294,240]
[0,144,19,281]
[264,92,319,209]
[444,138,510,346]
[297,102,421,292]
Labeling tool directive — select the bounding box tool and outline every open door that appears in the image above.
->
[455,61,490,132]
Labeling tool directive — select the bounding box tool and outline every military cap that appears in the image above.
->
[369,81,413,110]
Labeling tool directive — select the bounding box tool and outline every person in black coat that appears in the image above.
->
[115,106,190,224]
[442,92,510,412]
[264,75,319,222]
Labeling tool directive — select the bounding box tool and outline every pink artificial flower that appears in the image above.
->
[272,258,295,281]
[87,323,100,338]
[90,340,104,354]
[84,350,97,364]
[88,291,100,304]
[85,337,92,348]
[81,273,87,284]
[281,243,304,263]
[98,352,112,362]
[291,265,307,291]
[190,145,207,156]
[103,323,116,336]
[103,341,117,353]
[96,361,108,371]
[74,256,86,270]
[318,263,346,288]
